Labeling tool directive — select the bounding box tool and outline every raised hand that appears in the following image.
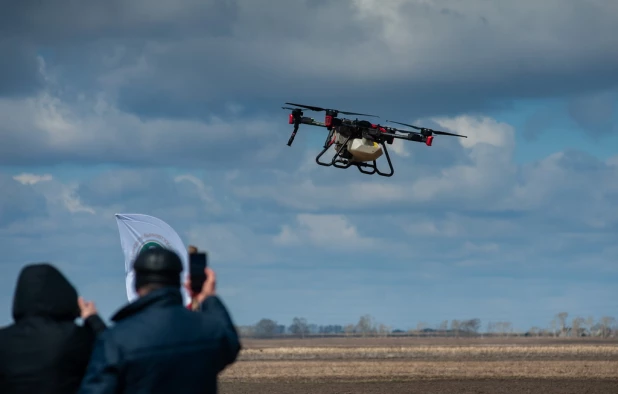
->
[184,267,216,304]
[78,296,98,319]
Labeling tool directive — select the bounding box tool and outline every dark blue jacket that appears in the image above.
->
[77,287,241,394]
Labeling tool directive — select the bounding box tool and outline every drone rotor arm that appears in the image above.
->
[338,111,379,118]
[386,120,467,138]
[432,130,468,138]
[285,102,379,118]
[284,102,326,112]
[380,131,424,143]
[381,125,418,134]
[385,120,422,130]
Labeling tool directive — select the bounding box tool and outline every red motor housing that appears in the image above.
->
[288,114,294,124]
[425,136,433,146]
[325,115,333,127]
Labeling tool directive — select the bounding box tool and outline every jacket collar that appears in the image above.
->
[111,287,183,322]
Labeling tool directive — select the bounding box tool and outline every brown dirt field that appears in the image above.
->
[220,379,618,394]
[220,360,618,380]
[220,339,618,393]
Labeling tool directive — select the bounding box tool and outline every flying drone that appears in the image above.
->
[282,102,467,177]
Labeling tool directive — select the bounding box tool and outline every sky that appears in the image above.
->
[1,0,617,332]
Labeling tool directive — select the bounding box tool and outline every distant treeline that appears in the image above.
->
[237,313,617,339]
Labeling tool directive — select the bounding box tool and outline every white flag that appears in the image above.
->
[115,213,190,304]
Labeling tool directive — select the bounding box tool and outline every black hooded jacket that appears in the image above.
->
[0,263,107,394]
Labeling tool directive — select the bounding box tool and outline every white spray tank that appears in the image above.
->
[347,137,383,162]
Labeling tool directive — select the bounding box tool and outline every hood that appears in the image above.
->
[12,263,81,322]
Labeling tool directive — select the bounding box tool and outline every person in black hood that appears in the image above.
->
[0,263,107,394]
[78,246,241,394]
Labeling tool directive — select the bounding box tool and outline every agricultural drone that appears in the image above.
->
[282,102,467,177]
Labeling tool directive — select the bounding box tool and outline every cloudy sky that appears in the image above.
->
[1,0,617,332]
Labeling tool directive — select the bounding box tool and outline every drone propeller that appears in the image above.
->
[285,102,379,118]
[386,120,467,138]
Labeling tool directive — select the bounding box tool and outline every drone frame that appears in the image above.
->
[282,102,467,178]
[283,109,396,176]
[315,133,395,177]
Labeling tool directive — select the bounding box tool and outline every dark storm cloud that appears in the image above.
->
[0,40,44,97]
[0,0,240,42]
[1,0,617,120]
[0,1,617,169]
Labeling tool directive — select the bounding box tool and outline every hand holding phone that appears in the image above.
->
[189,251,207,295]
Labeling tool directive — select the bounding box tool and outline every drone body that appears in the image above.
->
[283,102,467,177]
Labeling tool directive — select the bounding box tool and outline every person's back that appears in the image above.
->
[0,264,106,394]
[78,247,241,394]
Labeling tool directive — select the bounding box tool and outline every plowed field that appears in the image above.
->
[219,337,618,393]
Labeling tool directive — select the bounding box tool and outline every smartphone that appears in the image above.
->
[189,252,207,294]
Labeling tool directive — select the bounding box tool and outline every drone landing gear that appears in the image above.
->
[315,137,394,177]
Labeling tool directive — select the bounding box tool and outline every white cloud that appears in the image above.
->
[0,59,291,169]
[233,178,409,211]
[273,224,298,246]
[0,0,618,334]
[174,174,221,212]
[432,115,515,151]
[13,173,53,185]
[388,138,410,157]
[63,192,96,215]
[232,114,520,210]
[24,174,96,215]
[403,217,461,238]
[1,0,617,331]
[275,214,377,251]
[0,134,616,328]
